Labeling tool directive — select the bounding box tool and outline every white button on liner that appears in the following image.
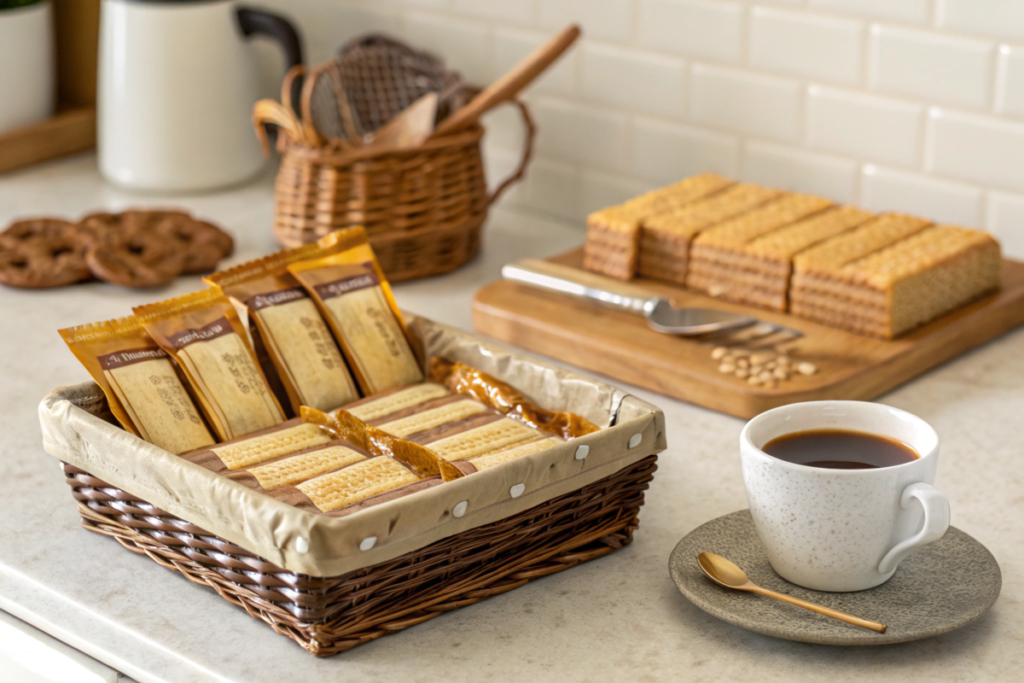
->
[509,483,525,498]
[629,433,642,448]
[575,444,589,460]
[295,537,309,554]
[360,536,377,551]
[453,500,468,518]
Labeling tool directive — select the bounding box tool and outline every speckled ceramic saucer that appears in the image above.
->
[670,510,1001,646]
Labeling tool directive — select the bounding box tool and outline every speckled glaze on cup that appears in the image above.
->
[741,401,949,592]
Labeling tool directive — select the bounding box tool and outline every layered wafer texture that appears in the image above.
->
[637,183,782,285]
[583,173,732,280]
[581,173,1003,337]
[685,193,835,307]
[791,225,1001,338]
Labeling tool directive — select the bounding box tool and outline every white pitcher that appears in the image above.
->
[97,0,302,192]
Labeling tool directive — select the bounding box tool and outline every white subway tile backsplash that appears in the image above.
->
[581,44,686,117]
[749,8,863,84]
[402,12,492,85]
[986,191,1024,259]
[450,0,534,26]
[995,45,1024,118]
[690,65,802,142]
[807,86,922,167]
[481,103,530,152]
[808,0,930,24]
[741,141,859,203]
[539,0,633,42]
[259,0,1024,251]
[868,25,994,109]
[531,97,630,170]
[860,165,983,226]
[581,171,655,213]
[936,0,1024,43]
[523,158,584,221]
[495,29,577,95]
[632,117,739,182]
[637,0,743,63]
[927,108,1024,193]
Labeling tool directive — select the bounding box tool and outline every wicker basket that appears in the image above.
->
[43,317,664,656]
[256,38,536,283]
[60,455,656,656]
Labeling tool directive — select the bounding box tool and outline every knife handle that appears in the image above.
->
[501,259,658,315]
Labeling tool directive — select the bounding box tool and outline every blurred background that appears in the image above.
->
[230,0,1024,259]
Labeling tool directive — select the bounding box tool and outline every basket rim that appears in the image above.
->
[279,124,485,165]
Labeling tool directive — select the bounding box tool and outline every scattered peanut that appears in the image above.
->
[750,352,775,365]
[773,367,789,380]
[711,346,729,360]
[737,358,750,369]
[750,364,763,374]
[735,368,750,379]
[796,362,818,376]
[758,370,774,382]
[718,363,736,374]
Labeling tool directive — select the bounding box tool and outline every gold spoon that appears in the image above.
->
[697,552,887,633]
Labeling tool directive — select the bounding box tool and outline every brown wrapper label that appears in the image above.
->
[98,346,169,371]
[167,316,235,349]
[312,271,379,301]
[246,286,308,311]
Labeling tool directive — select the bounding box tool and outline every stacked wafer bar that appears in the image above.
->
[353,383,563,470]
[583,173,733,280]
[637,183,782,284]
[790,223,1001,338]
[685,192,836,307]
[178,383,563,516]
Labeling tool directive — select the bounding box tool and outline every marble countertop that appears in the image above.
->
[1,155,1022,683]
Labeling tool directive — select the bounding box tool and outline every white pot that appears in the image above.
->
[0,1,55,136]
[97,0,302,193]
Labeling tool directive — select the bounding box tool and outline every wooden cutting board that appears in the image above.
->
[472,248,1024,418]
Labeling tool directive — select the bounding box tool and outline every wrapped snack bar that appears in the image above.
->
[288,228,423,394]
[206,243,359,413]
[134,287,286,440]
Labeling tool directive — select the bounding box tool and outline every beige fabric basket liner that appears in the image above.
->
[40,315,667,577]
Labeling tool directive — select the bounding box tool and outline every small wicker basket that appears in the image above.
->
[255,37,536,283]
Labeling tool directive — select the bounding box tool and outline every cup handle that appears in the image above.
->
[878,482,950,575]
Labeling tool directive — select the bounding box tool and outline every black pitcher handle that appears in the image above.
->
[237,7,304,111]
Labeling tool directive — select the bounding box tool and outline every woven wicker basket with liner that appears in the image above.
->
[41,315,665,657]
[253,27,580,282]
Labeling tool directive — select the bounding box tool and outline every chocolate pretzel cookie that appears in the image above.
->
[83,210,233,276]
[0,218,93,288]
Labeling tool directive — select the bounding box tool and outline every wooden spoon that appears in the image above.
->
[430,24,581,139]
[697,552,887,633]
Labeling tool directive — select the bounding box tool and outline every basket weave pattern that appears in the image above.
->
[62,454,656,657]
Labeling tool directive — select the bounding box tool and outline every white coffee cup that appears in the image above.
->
[740,401,950,592]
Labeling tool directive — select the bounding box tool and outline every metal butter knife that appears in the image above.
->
[501,259,802,343]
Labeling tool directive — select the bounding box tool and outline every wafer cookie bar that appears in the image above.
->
[791,225,1000,338]
[248,443,366,489]
[469,437,563,470]
[345,382,450,422]
[421,417,544,461]
[638,183,782,284]
[211,422,332,470]
[583,173,733,280]
[686,193,834,306]
[296,456,420,512]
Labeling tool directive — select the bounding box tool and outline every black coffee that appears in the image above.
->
[763,429,919,469]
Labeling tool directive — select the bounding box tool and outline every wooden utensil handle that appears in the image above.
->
[431,24,580,138]
[750,586,887,633]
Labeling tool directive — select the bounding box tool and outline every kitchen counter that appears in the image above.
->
[1,154,1022,682]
